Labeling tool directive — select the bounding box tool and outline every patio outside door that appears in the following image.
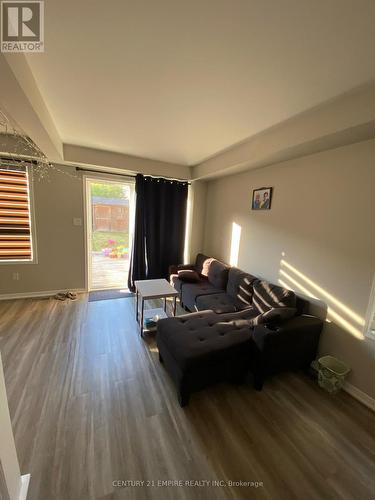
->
[86,177,135,290]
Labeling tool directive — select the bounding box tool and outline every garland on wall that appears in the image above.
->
[0,108,78,180]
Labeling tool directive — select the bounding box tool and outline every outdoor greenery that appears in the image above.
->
[91,183,127,199]
[92,231,129,252]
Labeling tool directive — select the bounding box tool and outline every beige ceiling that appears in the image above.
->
[26,0,375,166]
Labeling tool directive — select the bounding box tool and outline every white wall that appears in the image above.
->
[0,165,85,295]
[203,138,375,400]
[185,180,208,263]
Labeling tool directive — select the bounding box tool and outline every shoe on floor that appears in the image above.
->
[54,292,67,301]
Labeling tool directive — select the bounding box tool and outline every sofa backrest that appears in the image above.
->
[194,253,229,289]
[295,296,309,315]
[252,280,296,313]
[195,253,211,275]
[194,253,304,314]
[226,267,258,308]
[207,260,229,289]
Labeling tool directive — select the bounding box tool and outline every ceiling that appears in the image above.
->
[26,0,375,166]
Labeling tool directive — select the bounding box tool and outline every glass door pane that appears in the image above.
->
[87,178,133,290]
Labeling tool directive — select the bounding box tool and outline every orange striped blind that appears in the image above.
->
[0,167,32,260]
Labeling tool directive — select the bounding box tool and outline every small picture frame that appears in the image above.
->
[252,187,273,210]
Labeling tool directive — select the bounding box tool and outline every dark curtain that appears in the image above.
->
[127,174,147,290]
[128,174,188,291]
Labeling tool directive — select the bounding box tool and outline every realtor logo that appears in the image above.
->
[1,1,44,52]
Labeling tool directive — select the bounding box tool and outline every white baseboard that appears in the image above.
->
[19,474,30,500]
[344,382,375,412]
[0,289,86,301]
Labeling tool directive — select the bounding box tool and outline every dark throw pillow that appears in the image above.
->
[255,306,297,325]
[177,270,200,282]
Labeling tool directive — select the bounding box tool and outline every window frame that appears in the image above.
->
[0,164,38,265]
[365,273,375,341]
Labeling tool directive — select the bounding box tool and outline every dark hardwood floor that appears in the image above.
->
[0,295,374,500]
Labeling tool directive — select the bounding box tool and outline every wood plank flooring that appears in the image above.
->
[0,295,375,500]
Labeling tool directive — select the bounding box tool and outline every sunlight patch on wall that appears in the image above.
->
[279,260,365,340]
[280,259,364,326]
[229,222,242,267]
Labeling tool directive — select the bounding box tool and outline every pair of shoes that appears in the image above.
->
[55,292,67,301]
[54,291,77,301]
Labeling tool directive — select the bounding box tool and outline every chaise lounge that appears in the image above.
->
[157,254,323,406]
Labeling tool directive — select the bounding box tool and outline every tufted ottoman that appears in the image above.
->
[156,310,255,406]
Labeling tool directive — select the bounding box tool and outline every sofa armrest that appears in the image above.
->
[252,315,323,352]
[169,263,196,275]
[173,309,217,321]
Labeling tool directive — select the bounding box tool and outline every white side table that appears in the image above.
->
[134,279,179,336]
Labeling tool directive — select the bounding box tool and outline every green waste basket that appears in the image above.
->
[317,355,350,394]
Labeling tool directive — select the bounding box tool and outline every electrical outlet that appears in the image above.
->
[12,272,20,281]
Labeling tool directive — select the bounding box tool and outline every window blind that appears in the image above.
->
[0,166,32,261]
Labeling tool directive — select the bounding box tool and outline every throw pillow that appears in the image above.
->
[178,270,200,282]
[255,306,297,325]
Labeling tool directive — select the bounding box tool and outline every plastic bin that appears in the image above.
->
[317,355,350,394]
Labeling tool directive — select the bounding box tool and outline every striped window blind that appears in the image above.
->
[0,166,33,261]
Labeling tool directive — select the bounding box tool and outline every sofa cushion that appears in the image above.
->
[252,280,296,314]
[195,254,229,284]
[195,253,211,275]
[226,268,258,309]
[196,293,237,313]
[181,281,224,311]
[207,259,229,289]
[157,311,254,371]
[178,270,200,282]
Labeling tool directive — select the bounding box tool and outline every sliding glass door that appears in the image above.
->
[86,177,134,290]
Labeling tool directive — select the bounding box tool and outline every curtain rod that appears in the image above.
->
[75,166,191,184]
[0,159,191,184]
[0,155,38,165]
